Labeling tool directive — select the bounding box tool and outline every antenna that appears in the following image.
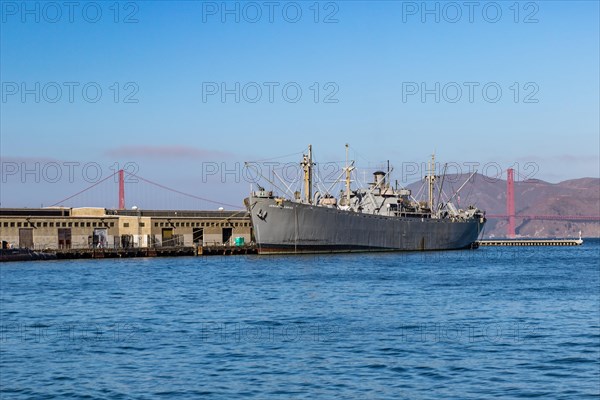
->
[387,160,390,184]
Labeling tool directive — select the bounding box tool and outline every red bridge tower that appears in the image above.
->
[118,169,125,210]
[507,168,515,238]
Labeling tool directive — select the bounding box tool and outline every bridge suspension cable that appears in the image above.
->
[124,171,243,210]
[48,170,244,210]
[49,171,119,207]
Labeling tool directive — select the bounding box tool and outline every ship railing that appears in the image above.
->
[391,211,433,219]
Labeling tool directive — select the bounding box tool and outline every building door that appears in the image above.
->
[222,227,233,245]
[193,228,204,244]
[58,228,72,249]
[162,228,174,247]
[19,228,33,249]
[93,228,108,248]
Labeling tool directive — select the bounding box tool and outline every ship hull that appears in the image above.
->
[249,197,485,254]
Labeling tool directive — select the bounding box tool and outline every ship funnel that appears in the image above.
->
[373,171,386,187]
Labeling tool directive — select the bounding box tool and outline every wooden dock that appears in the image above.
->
[198,244,257,256]
[45,244,258,260]
[48,245,259,259]
[0,245,258,261]
[51,246,198,259]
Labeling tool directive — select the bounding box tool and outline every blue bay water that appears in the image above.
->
[1,240,599,399]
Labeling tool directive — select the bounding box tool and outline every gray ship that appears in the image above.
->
[246,145,486,254]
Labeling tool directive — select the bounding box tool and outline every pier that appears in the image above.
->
[1,244,259,262]
[477,238,583,247]
[199,244,258,256]
[50,244,259,259]
[51,246,198,259]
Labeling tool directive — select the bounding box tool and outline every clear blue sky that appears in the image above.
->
[1,1,599,209]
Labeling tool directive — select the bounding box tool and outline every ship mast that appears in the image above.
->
[427,153,435,212]
[302,145,313,204]
[345,144,351,207]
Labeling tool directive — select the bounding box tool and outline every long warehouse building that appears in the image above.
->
[0,208,252,250]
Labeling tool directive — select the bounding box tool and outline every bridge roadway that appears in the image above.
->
[486,215,600,222]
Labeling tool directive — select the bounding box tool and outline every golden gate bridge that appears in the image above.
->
[487,168,599,237]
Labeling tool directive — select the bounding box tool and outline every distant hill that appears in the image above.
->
[406,174,600,239]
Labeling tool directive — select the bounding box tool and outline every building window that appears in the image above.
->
[139,222,145,227]
[175,222,180,227]
[3,222,8,227]
[124,223,129,228]
[10,222,15,227]
[110,222,114,227]
[49,222,54,227]
[155,223,158,227]
[186,222,190,227]
[92,222,97,227]
[201,222,205,227]
[17,222,22,227]
[86,222,90,227]
[68,222,73,227]
[43,222,48,227]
